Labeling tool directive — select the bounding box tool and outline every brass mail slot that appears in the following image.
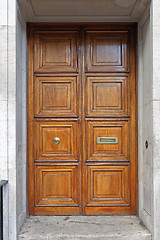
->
[97,137,118,144]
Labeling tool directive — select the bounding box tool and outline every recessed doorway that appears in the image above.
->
[27,24,137,215]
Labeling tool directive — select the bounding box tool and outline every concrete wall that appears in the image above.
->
[16,5,27,234]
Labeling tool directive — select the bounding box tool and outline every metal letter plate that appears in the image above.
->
[97,137,118,144]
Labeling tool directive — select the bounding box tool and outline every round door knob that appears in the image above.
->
[52,137,60,145]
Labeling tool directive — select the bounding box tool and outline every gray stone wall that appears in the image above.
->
[138,1,160,239]
[0,1,9,239]
[1,0,160,239]
[138,3,152,232]
[0,0,27,238]
[16,5,27,234]
[152,0,160,239]
[0,0,17,239]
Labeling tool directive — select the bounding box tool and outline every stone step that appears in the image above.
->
[18,216,152,240]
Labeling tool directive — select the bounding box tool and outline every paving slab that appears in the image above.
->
[18,216,152,240]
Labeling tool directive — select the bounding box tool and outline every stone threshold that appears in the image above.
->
[18,216,152,240]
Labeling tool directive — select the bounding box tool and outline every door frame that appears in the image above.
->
[27,23,137,215]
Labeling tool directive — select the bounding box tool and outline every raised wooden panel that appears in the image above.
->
[86,76,128,116]
[86,31,128,72]
[87,121,129,161]
[28,24,137,216]
[35,165,79,206]
[44,40,70,66]
[87,165,130,206]
[34,76,78,117]
[35,121,78,161]
[34,31,78,72]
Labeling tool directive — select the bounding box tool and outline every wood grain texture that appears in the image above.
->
[86,76,129,117]
[86,165,130,206]
[34,76,78,117]
[86,120,129,161]
[34,31,78,72]
[35,164,80,206]
[82,24,137,215]
[27,23,137,215]
[34,121,78,161]
[85,31,129,72]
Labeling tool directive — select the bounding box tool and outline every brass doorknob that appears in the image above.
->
[52,137,60,145]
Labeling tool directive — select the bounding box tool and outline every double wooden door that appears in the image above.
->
[28,24,137,215]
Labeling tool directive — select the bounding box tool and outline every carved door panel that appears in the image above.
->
[28,29,82,215]
[28,24,137,215]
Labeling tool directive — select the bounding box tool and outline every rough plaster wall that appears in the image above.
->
[16,7,27,234]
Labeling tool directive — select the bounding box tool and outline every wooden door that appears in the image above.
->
[28,24,137,215]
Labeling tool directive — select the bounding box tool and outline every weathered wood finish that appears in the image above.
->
[27,24,137,215]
